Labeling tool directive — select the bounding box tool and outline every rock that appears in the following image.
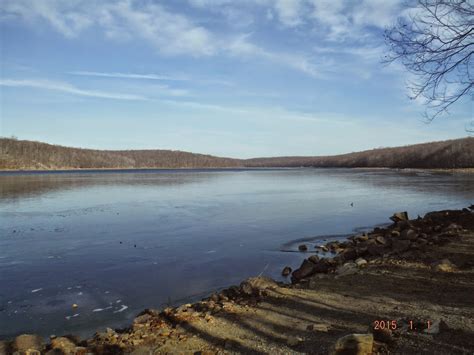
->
[308,255,320,264]
[396,220,411,231]
[392,239,411,253]
[307,324,330,332]
[391,230,400,237]
[332,333,373,355]
[372,328,393,343]
[367,244,385,256]
[336,262,358,277]
[431,259,456,272]
[50,337,76,353]
[298,244,308,251]
[355,235,369,242]
[291,259,318,281]
[375,236,387,245]
[240,276,277,294]
[286,336,303,346]
[390,212,408,222]
[341,248,357,261]
[400,229,417,240]
[317,245,329,252]
[14,335,44,353]
[134,313,153,324]
[0,341,9,355]
[355,258,368,267]
[446,223,462,231]
[281,266,292,277]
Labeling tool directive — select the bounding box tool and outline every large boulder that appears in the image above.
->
[331,333,373,355]
[291,259,318,281]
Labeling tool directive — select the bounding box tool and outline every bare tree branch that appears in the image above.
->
[384,0,474,121]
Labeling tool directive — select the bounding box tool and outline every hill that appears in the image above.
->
[0,137,473,170]
[246,137,474,169]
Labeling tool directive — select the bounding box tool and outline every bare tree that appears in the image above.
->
[384,0,473,121]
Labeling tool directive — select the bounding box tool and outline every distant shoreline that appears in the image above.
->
[1,167,473,174]
[2,137,473,171]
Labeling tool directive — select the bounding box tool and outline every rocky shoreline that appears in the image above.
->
[1,207,474,354]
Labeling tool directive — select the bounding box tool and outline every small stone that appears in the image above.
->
[332,333,373,355]
[308,255,320,264]
[355,258,368,267]
[72,303,78,309]
[317,245,329,252]
[281,266,292,277]
[298,244,308,252]
[400,229,417,240]
[287,336,303,346]
[307,324,329,332]
[375,236,387,245]
[431,259,456,273]
[336,262,358,277]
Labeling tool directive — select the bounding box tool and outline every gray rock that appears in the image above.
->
[281,266,292,277]
[400,229,417,240]
[390,211,408,222]
[336,262,358,277]
[298,244,308,251]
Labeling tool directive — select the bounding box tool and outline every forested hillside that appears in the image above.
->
[0,137,473,170]
[0,139,241,169]
[246,137,474,169]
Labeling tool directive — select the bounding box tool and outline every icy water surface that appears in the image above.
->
[0,168,473,338]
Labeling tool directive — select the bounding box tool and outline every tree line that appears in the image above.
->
[0,137,473,170]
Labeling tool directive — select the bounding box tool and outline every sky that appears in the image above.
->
[0,0,472,158]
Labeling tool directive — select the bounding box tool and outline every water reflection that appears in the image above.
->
[0,168,473,338]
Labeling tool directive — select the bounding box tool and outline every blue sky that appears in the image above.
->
[0,0,471,158]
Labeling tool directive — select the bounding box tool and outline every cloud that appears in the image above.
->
[227,34,324,78]
[274,0,304,27]
[69,71,188,81]
[0,0,404,79]
[0,79,147,100]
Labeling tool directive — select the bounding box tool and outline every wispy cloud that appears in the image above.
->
[0,79,147,101]
[69,71,188,81]
[0,0,327,78]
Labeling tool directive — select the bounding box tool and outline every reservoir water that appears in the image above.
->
[0,168,473,338]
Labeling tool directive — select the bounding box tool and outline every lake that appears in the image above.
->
[0,168,473,339]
